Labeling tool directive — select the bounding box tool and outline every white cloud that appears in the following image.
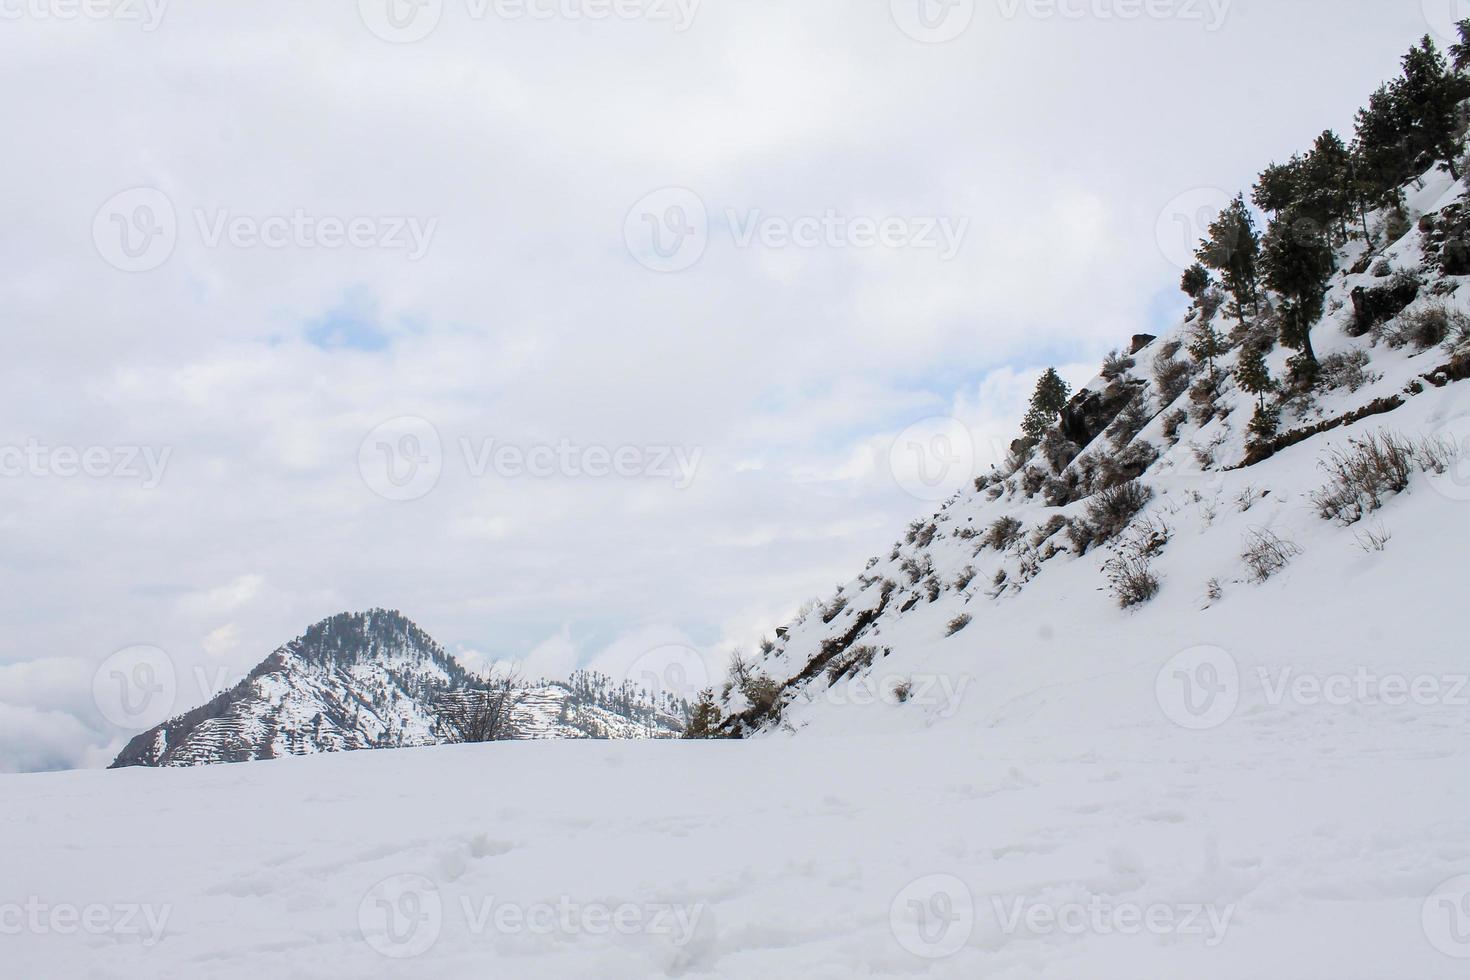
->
[0,703,114,774]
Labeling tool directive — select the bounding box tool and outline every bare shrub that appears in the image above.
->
[1039,429,1082,471]
[1242,528,1302,583]
[1318,349,1379,393]
[1384,303,1470,350]
[1101,516,1168,609]
[1310,431,1415,525]
[826,645,879,684]
[906,520,938,547]
[1153,351,1193,405]
[1198,286,1225,323]
[984,516,1025,551]
[945,614,973,637]
[1415,435,1460,475]
[1161,409,1188,443]
[1448,313,1470,352]
[1105,554,1160,608]
[1020,466,1048,497]
[1191,430,1229,469]
[900,555,934,584]
[1014,542,1042,583]
[437,670,528,743]
[1119,514,1171,558]
[1079,480,1154,549]
[1236,485,1266,512]
[1206,578,1223,601]
[1101,349,1136,380]
[794,598,821,625]
[730,651,783,717]
[1188,377,1221,426]
[988,569,1009,599]
[821,595,849,623]
[1031,514,1069,546]
[1355,523,1392,553]
[1107,391,1154,448]
[953,565,978,591]
[1096,441,1160,490]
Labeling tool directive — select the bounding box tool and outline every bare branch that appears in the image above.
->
[436,669,528,744]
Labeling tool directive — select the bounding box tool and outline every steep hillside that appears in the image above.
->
[707,162,1470,741]
[111,611,682,768]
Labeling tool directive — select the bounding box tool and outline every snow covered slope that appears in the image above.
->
[712,166,1470,750]
[110,611,681,768]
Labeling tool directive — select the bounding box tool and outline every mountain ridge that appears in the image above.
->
[110,609,683,768]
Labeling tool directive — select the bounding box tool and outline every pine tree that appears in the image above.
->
[1301,131,1353,240]
[1033,368,1071,415]
[1398,36,1468,181]
[684,689,722,738]
[1020,406,1051,441]
[1354,84,1412,203]
[1197,195,1262,323]
[1187,319,1227,386]
[1262,207,1335,374]
[1180,262,1212,300]
[1345,147,1377,247]
[1253,157,1305,216]
[1453,19,1470,73]
[1234,341,1275,412]
[1020,369,1071,441]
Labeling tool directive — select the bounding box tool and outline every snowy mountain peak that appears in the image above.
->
[282,609,462,672]
[110,610,682,768]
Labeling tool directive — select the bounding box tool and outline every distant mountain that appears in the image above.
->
[110,610,683,768]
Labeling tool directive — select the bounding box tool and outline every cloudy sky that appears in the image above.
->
[0,0,1447,771]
